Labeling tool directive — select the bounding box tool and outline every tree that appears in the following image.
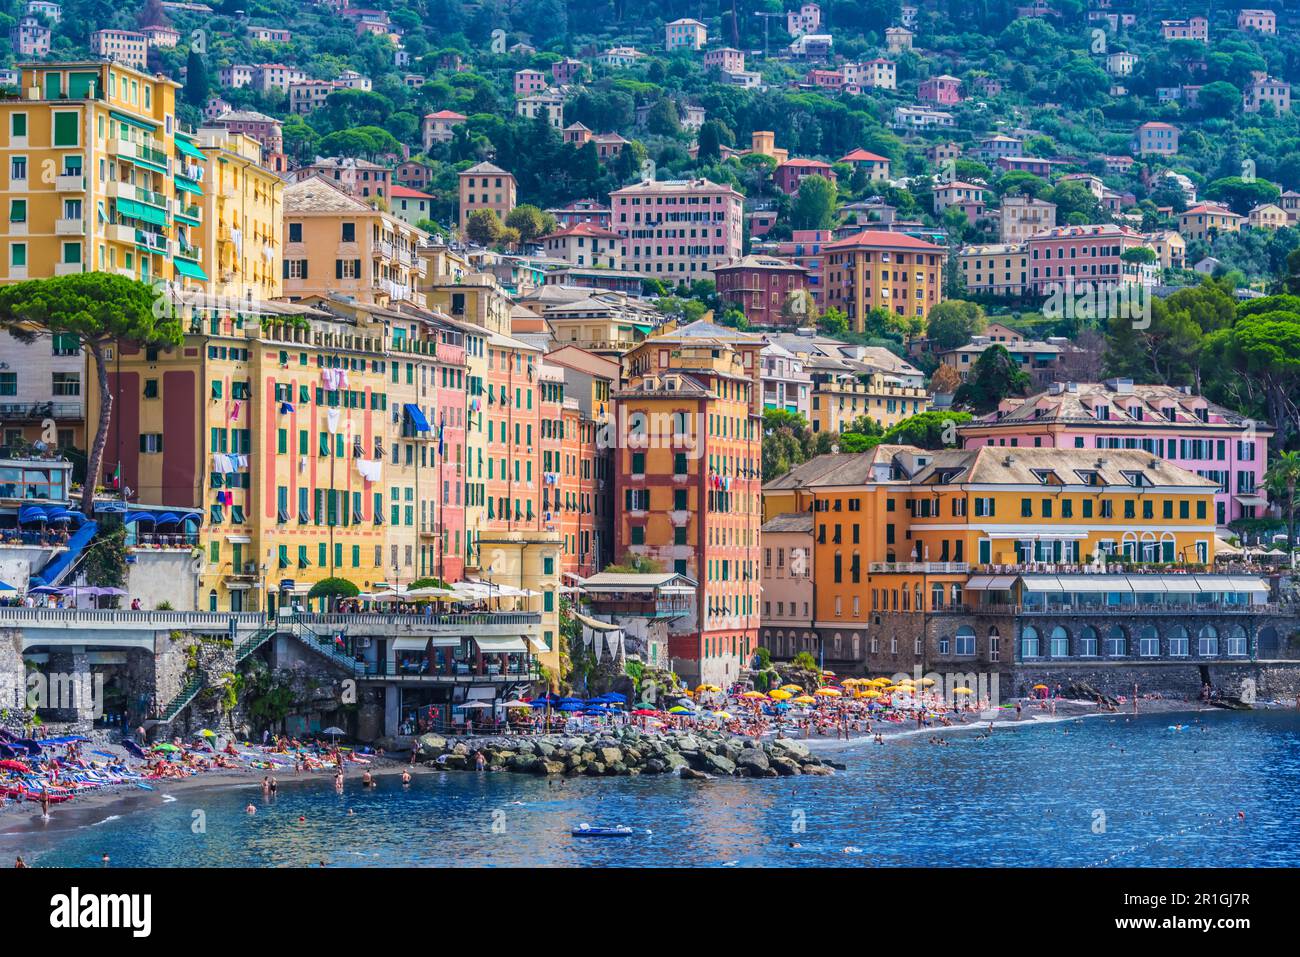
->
[184,49,208,109]
[696,120,732,163]
[953,344,1031,413]
[0,274,182,515]
[464,208,505,246]
[1202,298,1300,446]
[505,204,557,245]
[308,576,361,609]
[929,363,963,394]
[817,307,849,336]
[925,300,986,351]
[881,410,973,449]
[645,98,681,137]
[1265,451,1300,554]
[790,175,837,230]
[1204,177,1282,216]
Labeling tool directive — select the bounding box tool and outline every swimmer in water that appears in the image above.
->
[245,803,257,815]
[401,769,411,785]
[298,815,307,824]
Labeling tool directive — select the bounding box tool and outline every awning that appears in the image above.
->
[391,637,429,652]
[474,635,528,653]
[110,110,157,131]
[1227,577,1269,593]
[173,259,209,281]
[403,403,431,432]
[1233,494,1268,507]
[1056,575,1130,593]
[1020,576,1064,592]
[174,176,203,194]
[525,636,550,654]
[175,138,206,162]
[574,611,621,632]
[224,534,252,544]
[118,198,168,227]
[1160,576,1201,593]
[966,575,1014,590]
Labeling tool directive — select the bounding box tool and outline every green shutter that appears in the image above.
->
[52,111,79,147]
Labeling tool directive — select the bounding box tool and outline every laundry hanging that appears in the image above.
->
[326,408,341,433]
[356,458,382,482]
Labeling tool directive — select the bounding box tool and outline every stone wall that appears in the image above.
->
[127,551,203,610]
[1011,660,1300,701]
[0,627,24,713]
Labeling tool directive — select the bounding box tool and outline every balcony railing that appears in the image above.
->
[870,561,969,574]
[930,601,1280,616]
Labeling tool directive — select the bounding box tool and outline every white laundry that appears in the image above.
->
[356,458,382,482]
[326,408,341,433]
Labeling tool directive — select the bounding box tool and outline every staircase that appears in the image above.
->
[151,672,206,727]
[290,620,365,674]
[30,519,99,587]
[234,624,278,663]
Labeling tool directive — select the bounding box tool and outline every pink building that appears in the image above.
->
[704,48,746,73]
[918,74,962,105]
[547,199,612,230]
[773,158,836,196]
[422,109,467,149]
[514,68,547,96]
[609,177,744,277]
[1024,223,1151,295]
[1237,9,1275,34]
[1161,16,1208,41]
[959,380,1272,527]
[552,58,586,84]
[9,16,51,57]
[805,69,844,90]
[759,512,814,661]
[754,229,833,309]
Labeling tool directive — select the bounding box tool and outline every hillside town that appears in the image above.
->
[0,0,1298,754]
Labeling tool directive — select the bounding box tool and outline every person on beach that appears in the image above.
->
[269,777,278,795]
[13,855,26,868]
[401,769,412,785]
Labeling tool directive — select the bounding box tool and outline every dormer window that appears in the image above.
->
[1031,468,1056,485]
[1128,406,1143,421]
[1121,470,1149,487]
[1093,404,1110,420]
[1075,469,1101,486]
[1162,406,1176,421]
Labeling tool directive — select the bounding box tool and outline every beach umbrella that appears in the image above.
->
[862,690,882,699]
[459,702,492,710]
[503,700,532,709]
[711,711,732,719]
[792,695,817,705]
[152,743,179,752]
[1032,684,1049,691]
[920,678,936,686]
[814,687,841,697]
[632,709,659,717]
[0,759,30,772]
[668,705,693,714]
[740,690,767,699]
[0,580,14,591]
[197,729,216,738]
[952,688,974,695]
[769,689,792,700]
[558,702,585,712]
[696,684,721,693]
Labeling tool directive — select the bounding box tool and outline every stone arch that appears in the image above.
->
[1167,625,1189,658]
[955,625,976,657]
[1021,625,1040,659]
[1105,624,1127,657]
[1049,625,1070,658]
[1227,624,1248,656]
[1078,625,1099,657]
[1258,626,1280,657]
[1138,624,1160,657]
[1198,624,1219,657]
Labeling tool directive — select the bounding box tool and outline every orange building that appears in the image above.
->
[613,320,763,685]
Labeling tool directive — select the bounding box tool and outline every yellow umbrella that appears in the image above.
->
[953,687,974,695]
[815,687,842,697]
[1032,684,1048,690]
[792,695,818,704]
[869,677,892,686]
[780,684,803,693]
[712,711,732,719]
[769,689,793,700]
[920,678,936,686]
[697,684,721,693]
[740,690,767,699]
[842,677,862,686]
[821,670,836,677]
[862,690,882,699]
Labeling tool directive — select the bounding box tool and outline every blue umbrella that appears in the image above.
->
[602,692,627,702]
[558,702,585,712]
[529,699,552,709]
[0,580,14,591]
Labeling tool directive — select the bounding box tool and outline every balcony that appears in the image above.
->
[870,561,970,574]
[53,262,83,276]
[55,174,85,192]
[105,223,136,244]
[54,217,83,235]
[135,187,169,209]
[135,230,168,254]
[174,242,202,262]
[174,200,201,222]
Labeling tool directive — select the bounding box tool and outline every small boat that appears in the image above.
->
[571,823,637,838]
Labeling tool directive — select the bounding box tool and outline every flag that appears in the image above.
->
[438,413,445,459]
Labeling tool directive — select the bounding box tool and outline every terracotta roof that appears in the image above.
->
[542,222,622,241]
[284,176,373,214]
[839,148,889,163]
[822,229,945,251]
[389,184,433,199]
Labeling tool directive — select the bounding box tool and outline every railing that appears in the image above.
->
[296,612,542,627]
[929,602,1282,616]
[234,624,278,663]
[0,401,81,419]
[131,531,200,549]
[870,562,969,574]
[0,608,265,627]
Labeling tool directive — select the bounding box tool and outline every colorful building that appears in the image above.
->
[821,230,947,327]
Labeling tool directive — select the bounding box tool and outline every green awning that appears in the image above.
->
[109,110,156,131]
[173,259,208,281]
[175,138,206,162]
[174,177,203,195]
[117,198,167,227]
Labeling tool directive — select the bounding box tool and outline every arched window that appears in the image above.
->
[208,589,218,612]
[1078,626,1098,657]
[1139,625,1159,657]
[1226,625,1247,656]
[1106,625,1127,657]
[938,632,951,655]
[1168,626,1189,657]
[955,626,976,657]
[1198,625,1218,657]
[988,627,1000,662]
[1021,625,1040,658]
[1050,626,1069,658]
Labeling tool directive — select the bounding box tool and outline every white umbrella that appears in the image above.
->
[458,701,492,709]
[503,700,532,709]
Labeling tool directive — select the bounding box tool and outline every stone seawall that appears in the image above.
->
[1010,660,1300,701]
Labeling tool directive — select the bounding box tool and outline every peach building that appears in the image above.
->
[458,162,516,224]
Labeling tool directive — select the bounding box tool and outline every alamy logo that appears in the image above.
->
[49,888,152,938]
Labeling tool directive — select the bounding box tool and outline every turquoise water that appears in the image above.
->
[13,710,1300,867]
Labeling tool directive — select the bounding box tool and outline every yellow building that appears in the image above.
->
[808,372,929,434]
[196,127,283,303]
[0,60,202,288]
[821,230,946,329]
[283,176,428,310]
[1176,204,1243,243]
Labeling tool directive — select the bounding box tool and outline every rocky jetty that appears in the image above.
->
[409,728,839,778]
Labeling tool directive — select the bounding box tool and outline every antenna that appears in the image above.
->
[754,11,782,58]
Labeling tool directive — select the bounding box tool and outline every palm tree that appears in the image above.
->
[1265,450,1300,564]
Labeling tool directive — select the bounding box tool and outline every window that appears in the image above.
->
[139,433,164,453]
[0,373,15,396]
[1021,625,1040,658]
[8,200,26,223]
[51,372,80,397]
[955,626,975,657]
[1078,626,1098,657]
[288,222,303,242]
[1050,626,1069,658]
[1139,626,1159,657]
[52,112,79,147]
[1106,626,1126,657]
